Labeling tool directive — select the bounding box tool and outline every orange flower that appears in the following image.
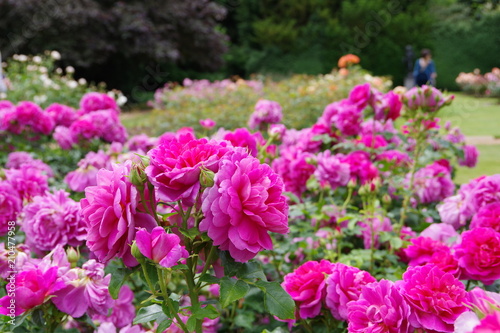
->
[339,68,349,76]
[338,54,360,68]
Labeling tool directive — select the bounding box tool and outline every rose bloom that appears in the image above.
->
[52,260,113,318]
[45,103,78,127]
[356,135,388,149]
[0,266,65,316]
[65,150,111,192]
[437,194,469,229]
[358,216,392,250]
[341,151,379,184]
[325,263,376,320]
[314,150,350,190]
[472,312,500,332]
[470,202,500,232]
[125,134,158,153]
[5,164,49,201]
[248,99,283,130]
[397,265,469,332]
[453,227,500,285]
[282,260,334,319]
[458,145,479,168]
[199,118,216,130]
[0,181,22,236]
[135,227,188,268]
[272,148,316,198]
[53,125,75,150]
[334,101,363,137]
[411,161,454,204]
[376,150,411,167]
[79,92,118,114]
[200,149,289,262]
[348,83,371,109]
[347,279,412,333]
[81,163,157,267]
[21,190,86,253]
[146,134,229,206]
[467,174,500,213]
[223,128,259,157]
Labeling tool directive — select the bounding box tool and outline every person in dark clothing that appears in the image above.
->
[413,49,437,86]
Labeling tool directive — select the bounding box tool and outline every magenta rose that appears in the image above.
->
[199,118,216,130]
[398,265,469,332]
[5,164,49,201]
[146,135,229,206]
[79,92,118,114]
[248,99,283,130]
[325,263,376,320]
[347,279,413,333]
[341,151,379,184]
[458,145,479,168]
[0,181,22,236]
[223,128,259,157]
[314,150,350,190]
[282,260,334,319]
[453,227,500,285]
[470,202,500,232]
[334,101,363,137]
[467,175,500,213]
[200,150,289,262]
[135,227,188,268]
[81,163,157,267]
[473,312,500,332]
[21,190,87,253]
[348,83,371,109]
[411,161,454,204]
[45,103,78,127]
[0,266,66,316]
[272,148,316,198]
[52,260,113,318]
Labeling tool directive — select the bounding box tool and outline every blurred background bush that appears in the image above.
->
[0,0,499,100]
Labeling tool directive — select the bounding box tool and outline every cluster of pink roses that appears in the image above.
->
[282,259,473,332]
[0,93,128,150]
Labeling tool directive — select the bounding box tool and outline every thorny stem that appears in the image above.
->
[158,268,190,333]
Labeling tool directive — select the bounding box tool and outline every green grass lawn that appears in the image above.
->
[439,92,500,136]
[455,145,500,184]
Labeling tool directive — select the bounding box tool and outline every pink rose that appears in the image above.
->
[200,150,289,262]
[81,163,157,267]
[347,279,412,333]
[135,227,188,268]
[398,265,469,332]
[325,263,376,320]
[453,227,500,285]
[282,260,334,319]
[146,135,229,206]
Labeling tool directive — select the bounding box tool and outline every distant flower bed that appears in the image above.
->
[456,67,500,97]
[147,62,392,135]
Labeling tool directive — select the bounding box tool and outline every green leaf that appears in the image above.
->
[237,261,267,280]
[198,274,220,284]
[219,251,244,276]
[156,319,173,333]
[256,281,295,320]
[186,316,197,332]
[142,262,159,291]
[219,277,250,308]
[193,305,219,320]
[108,267,131,299]
[234,312,255,329]
[133,304,166,324]
[178,227,199,240]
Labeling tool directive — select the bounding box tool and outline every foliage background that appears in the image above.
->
[0,0,499,96]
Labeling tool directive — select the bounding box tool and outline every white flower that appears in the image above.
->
[51,51,61,60]
[12,54,19,61]
[27,65,37,71]
[39,67,48,74]
[66,80,78,89]
[56,68,63,74]
[33,95,47,104]
[18,55,28,62]
[78,78,87,85]
[33,56,42,63]
[66,66,75,74]
[0,93,6,99]
[117,95,128,106]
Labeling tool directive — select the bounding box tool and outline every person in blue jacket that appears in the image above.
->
[413,49,437,86]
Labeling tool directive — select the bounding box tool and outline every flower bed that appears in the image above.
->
[1,78,499,333]
[456,68,500,98]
